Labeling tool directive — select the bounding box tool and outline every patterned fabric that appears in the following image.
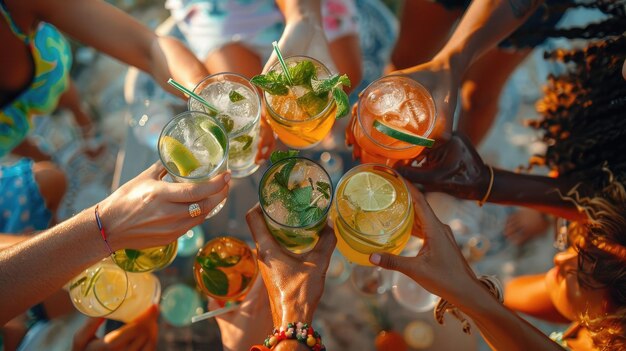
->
[165,0,358,61]
[0,0,72,157]
[0,159,52,233]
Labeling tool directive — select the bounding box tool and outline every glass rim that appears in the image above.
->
[258,156,334,229]
[197,236,259,301]
[188,72,262,139]
[157,110,229,181]
[357,75,437,151]
[334,163,413,238]
[263,55,335,124]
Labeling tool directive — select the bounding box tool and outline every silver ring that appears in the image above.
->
[188,203,201,218]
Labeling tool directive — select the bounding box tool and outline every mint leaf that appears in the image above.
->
[311,74,351,95]
[275,158,297,189]
[251,72,289,96]
[300,206,324,226]
[229,90,245,102]
[124,249,141,261]
[198,253,241,269]
[316,181,331,199]
[216,113,234,133]
[296,91,329,117]
[201,269,229,296]
[288,61,316,86]
[270,150,299,164]
[332,87,350,118]
[233,135,253,150]
[293,186,313,206]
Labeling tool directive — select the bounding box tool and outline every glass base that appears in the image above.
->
[205,198,227,219]
[230,162,261,178]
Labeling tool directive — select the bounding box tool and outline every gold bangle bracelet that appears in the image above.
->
[477,165,494,207]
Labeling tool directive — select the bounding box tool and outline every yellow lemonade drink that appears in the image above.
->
[112,242,178,273]
[253,56,350,149]
[193,237,258,303]
[332,164,413,266]
[259,152,333,253]
[68,258,127,318]
[106,272,161,323]
[189,73,262,178]
[158,110,229,218]
[350,75,436,166]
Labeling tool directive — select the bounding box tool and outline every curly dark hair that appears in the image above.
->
[527,34,626,193]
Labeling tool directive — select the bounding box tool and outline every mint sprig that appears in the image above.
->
[251,71,289,96]
[312,74,351,119]
[196,253,242,296]
[266,150,331,227]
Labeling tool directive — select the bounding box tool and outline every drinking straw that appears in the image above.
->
[191,302,240,323]
[272,41,293,86]
[167,78,219,115]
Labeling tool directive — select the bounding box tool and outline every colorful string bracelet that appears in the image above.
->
[263,322,326,351]
[94,204,114,255]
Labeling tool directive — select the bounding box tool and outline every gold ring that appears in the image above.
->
[189,203,201,218]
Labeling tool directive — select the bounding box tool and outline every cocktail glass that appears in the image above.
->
[193,237,258,303]
[160,283,203,327]
[258,156,333,253]
[189,73,262,178]
[349,75,436,166]
[68,257,161,323]
[112,242,178,273]
[391,270,438,313]
[263,56,337,149]
[331,164,413,266]
[158,110,229,218]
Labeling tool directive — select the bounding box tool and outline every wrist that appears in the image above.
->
[432,49,468,80]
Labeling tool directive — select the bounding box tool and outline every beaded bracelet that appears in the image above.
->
[263,322,326,351]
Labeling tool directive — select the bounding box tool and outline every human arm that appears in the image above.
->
[369,184,564,351]
[0,162,230,325]
[72,305,159,351]
[10,138,52,162]
[398,133,586,220]
[31,0,208,93]
[246,204,335,350]
[504,274,570,323]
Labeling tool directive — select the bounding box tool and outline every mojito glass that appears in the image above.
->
[259,156,333,253]
[189,73,262,178]
[112,242,178,273]
[262,56,337,149]
[158,110,229,218]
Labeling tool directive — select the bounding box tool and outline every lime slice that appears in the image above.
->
[93,267,127,312]
[161,136,201,176]
[373,119,435,147]
[344,171,396,211]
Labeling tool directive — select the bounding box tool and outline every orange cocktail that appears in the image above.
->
[350,75,436,166]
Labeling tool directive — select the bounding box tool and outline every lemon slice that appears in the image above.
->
[93,267,127,312]
[344,171,396,211]
[373,119,435,147]
[161,136,201,176]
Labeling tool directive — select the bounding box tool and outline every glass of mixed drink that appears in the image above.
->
[189,73,262,178]
[158,110,229,218]
[256,56,338,149]
[331,164,413,266]
[68,258,161,322]
[112,243,178,273]
[193,237,258,303]
[259,155,333,253]
[349,75,436,166]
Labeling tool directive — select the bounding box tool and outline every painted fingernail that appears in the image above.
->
[370,253,381,265]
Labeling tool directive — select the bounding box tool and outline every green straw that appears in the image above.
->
[167,78,219,115]
[272,41,293,86]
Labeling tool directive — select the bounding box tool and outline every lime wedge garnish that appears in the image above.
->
[93,267,127,312]
[161,136,201,176]
[373,119,435,147]
[344,171,396,211]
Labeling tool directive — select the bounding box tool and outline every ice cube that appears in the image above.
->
[399,100,427,131]
[382,112,410,128]
[364,82,405,115]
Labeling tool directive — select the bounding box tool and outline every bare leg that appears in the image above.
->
[458,48,530,146]
[33,161,67,223]
[329,34,362,94]
[391,0,462,70]
[504,273,569,323]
